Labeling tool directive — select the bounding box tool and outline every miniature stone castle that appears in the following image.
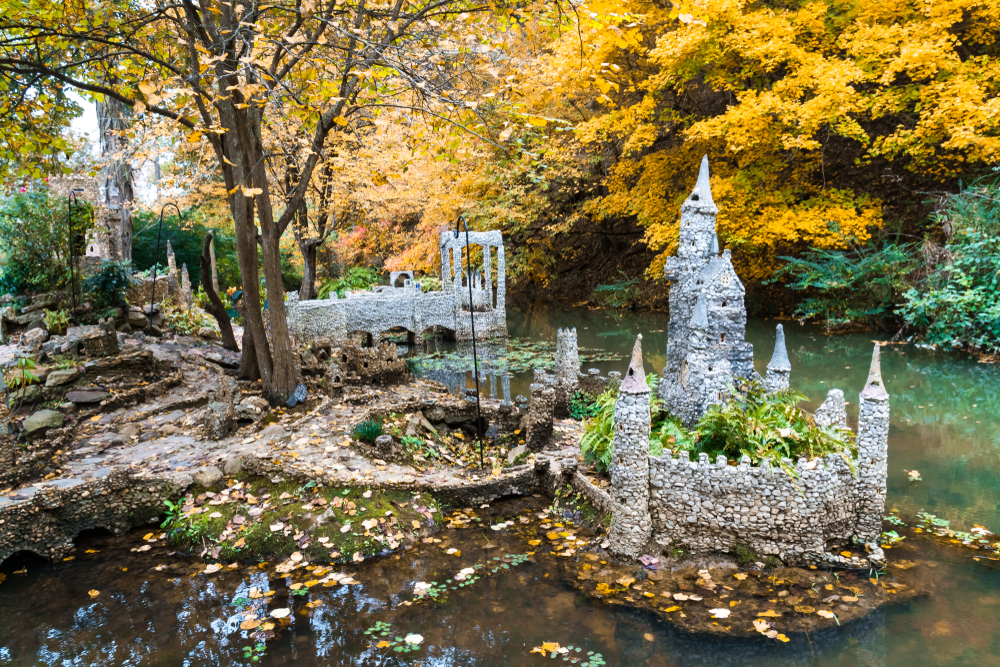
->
[658,156,757,426]
[285,230,508,346]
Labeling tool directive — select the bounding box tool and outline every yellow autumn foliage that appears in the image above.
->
[521,0,1000,281]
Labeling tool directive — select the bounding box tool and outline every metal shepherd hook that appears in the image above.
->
[67,189,87,313]
[455,215,485,469]
[149,203,183,329]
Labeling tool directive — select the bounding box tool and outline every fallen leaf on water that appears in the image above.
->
[842,596,858,602]
[894,560,917,569]
[673,593,689,601]
[730,600,741,607]
[376,640,391,648]
[240,619,261,630]
[753,619,770,634]
[270,608,291,618]
[204,564,222,574]
[85,550,99,554]
[765,630,778,639]
[248,588,264,599]
[709,608,730,618]
[528,540,541,546]
[290,552,303,562]
[142,533,154,541]
[794,606,816,613]
[88,590,100,598]
[662,605,680,612]
[734,573,747,580]
[595,583,614,596]
[757,610,781,618]
[261,622,275,631]
[616,576,636,588]
[840,551,853,558]
[816,610,836,619]
[644,592,654,598]
[776,634,790,643]
[643,633,655,641]
[353,552,364,563]
[530,642,564,655]
[306,600,323,608]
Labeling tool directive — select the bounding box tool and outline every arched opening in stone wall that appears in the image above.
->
[0,548,48,570]
[383,326,417,347]
[345,331,374,348]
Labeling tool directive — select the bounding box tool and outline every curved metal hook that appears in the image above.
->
[455,215,485,468]
[148,203,183,329]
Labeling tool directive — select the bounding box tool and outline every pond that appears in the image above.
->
[2,308,999,666]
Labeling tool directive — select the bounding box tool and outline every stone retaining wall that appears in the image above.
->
[0,467,186,563]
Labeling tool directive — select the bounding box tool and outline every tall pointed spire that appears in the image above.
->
[620,334,648,393]
[767,324,791,372]
[861,343,888,399]
[685,155,715,208]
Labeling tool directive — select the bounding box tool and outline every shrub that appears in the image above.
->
[592,273,641,309]
[82,260,133,309]
[42,309,71,335]
[580,378,856,475]
[317,266,382,299]
[0,185,93,295]
[162,299,217,335]
[776,243,917,329]
[569,392,600,420]
[352,418,384,444]
[898,180,1000,351]
[131,207,238,291]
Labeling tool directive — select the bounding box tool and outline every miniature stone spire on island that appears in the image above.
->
[659,156,757,426]
[608,335,652,558]
[764,323,791,393]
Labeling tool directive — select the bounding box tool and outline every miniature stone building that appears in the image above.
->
[285,230,508,346]
[606,336,890,568]
[659,156,756,426]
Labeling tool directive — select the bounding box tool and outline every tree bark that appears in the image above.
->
[96,94,134,260]
[298,237,318,301]
[200,232,239,351]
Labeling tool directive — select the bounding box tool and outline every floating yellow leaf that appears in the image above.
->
[142,533,154,541]
[546,532,560,541]
[662,605,680,612]
[616,576,636,588]
[377,640,391,648]
[305,600,323,608]
[734,573,747,580]
[776,634,790,642]
[88,589,100,598]
[730,600,741,607]
[644,592,654,598]
[643,633,655,641]
[794,606,816,613]
[840,551,853,558]
[528,539,541,546]
[816,610,836,619]
[753,619,770,634]
[240,619,261,630]
[595,583,614,596]
[530,642,562,655]
[757,610,782,617]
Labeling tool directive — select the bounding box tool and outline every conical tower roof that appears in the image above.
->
[861,344,888,399]
[767,324,791,372]
[620,334,649,394]
[683,155,716,208]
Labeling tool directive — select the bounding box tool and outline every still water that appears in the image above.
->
[1,308,999,666]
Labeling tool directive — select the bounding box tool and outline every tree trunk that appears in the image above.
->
[238,312,261,381]
[200,232,239,351]
[96,94,134,260]
[298,239,318,301]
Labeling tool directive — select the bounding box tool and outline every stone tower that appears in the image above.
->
[659,156,756,425]
[854,344,890,544]
[553,327,581,415]
[608,335,652,558]
[764,324,791,393]
[815,388,848,429]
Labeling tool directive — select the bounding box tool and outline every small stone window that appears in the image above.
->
[692,194,700,202]
[721,300,727,308]
[720,332,726,343]
[708,365,713,372]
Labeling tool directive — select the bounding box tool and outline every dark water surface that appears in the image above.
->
[2,308,999,666]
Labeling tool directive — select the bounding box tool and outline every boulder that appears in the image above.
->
[66,389,110,404]
[23,409,64,435]
[21,327,49,349]
[127,309,148,328]
[196,326,218,340]
[192,466,224,487]
[45,368,81,387]
[223,457,243,475]
[507,444,527,465]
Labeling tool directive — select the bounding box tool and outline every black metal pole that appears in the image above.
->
[149,203,182,329]
[455,215,484,469]
[67,191,81,313]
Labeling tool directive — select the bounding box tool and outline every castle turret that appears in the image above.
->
[676,155,718,262]
[854,344,889,545]
[553,327,580,416]
[764,324,791,393]
[608,335,652,558]
[815,388,848,429]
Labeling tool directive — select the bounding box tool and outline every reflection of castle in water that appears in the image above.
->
[409,338,513,404]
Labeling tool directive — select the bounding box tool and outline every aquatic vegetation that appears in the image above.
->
[241,642,267,662]
[409,339,617,375]
[530,642,607,665]
[581,379,856,475]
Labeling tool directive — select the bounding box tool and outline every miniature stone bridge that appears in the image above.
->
[286,230,507,346]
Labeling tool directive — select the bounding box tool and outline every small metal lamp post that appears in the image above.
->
[148,203,182,329]
[455,215,485,468]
